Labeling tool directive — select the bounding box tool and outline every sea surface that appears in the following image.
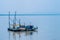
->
[0,14,60,40]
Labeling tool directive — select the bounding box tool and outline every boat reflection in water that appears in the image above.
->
[8,31,38,40]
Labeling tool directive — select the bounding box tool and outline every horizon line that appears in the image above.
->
[0,14,60,16]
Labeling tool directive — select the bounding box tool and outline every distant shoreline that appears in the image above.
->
[0,14,60,16]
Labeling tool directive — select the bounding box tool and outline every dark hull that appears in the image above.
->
[8,28,37,32]
[8,28,22,32]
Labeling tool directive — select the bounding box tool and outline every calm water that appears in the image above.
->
[0,15,60,40]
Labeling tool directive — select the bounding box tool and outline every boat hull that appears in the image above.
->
[8,28,37,32]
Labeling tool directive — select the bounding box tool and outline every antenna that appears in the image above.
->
[30,22,31,25]
[24,22,25,26]
[9,11,10,28]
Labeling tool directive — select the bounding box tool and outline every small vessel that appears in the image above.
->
[8,11,38,32]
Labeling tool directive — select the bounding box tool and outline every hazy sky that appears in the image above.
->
[0,0,60,13]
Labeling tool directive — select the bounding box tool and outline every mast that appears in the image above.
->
[30,22,31,25]
[15,11,16,25]
[19,19,21,27]
[13,19,15,29]
[9,11,10,28]
[24,22,25,26]
[13,11,16,29]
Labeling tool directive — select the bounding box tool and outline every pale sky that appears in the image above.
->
[0,0,60,13]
